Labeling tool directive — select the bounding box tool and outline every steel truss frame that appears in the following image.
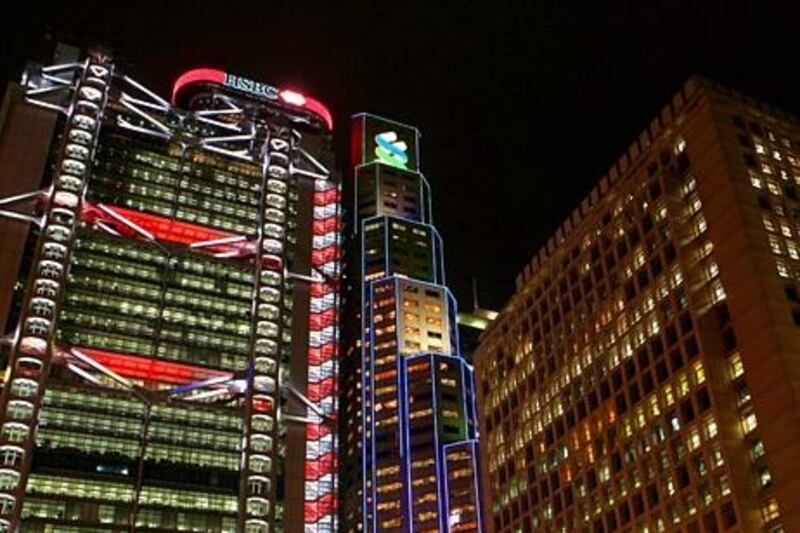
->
[0,55,340,533]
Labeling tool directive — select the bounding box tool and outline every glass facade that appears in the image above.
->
[0,56,339,532]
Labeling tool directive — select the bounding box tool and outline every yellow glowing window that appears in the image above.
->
[649,397,660,417]
[759,467,773,488]
[412,475,437,487]
[769,235,783,254]
[376,416,398,427]
[693,361,706,385]
[776,260,790,278]
[376,385,397,395]
[705,417,718,439]
[663,386,675,406]
[742,412,758,434]
[417,492,437,503]
[688,428,701,451]
[677,374,690,397]
[636,410,646,429]
[719,474,731,496]
[788,242,799,260]
[375,355,397,367]
[729,353,744,379]
[767,179,781,195]
[377,500,401,511]
[762,499,780,522]
[409,408,433,420]
[712,447,724,468]
[666,477,676,496]
[695,216,707,234]
[377,465,400,477]
[376,482,402,494]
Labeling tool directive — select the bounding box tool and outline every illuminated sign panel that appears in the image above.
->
[224,73,279,100]
[374,131,409,169]
[352,113,420,171]
[171,68,333,130]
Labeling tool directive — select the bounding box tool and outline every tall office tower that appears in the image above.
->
[458,310,499,365]
[474,77,800,532]
[339,114,482,532]
[0,49,341,532]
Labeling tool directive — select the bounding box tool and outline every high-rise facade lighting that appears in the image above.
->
[0,50,341,532]
[339,113,483,532]
[475,77,800,532]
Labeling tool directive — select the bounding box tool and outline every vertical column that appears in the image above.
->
[304,178,341,530]
[0,55,112,531]
[241,126,292,532]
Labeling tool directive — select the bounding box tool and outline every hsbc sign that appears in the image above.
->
[224,73,279,100]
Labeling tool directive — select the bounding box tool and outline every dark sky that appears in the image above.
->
[2,1,799,310]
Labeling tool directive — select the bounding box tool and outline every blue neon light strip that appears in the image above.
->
[354,116,483,531]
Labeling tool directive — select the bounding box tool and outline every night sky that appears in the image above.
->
[2,1,798,310]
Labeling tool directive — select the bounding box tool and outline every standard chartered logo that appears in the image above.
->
[374,131,409,169]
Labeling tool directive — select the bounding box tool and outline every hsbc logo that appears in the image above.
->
[224,74,279,100]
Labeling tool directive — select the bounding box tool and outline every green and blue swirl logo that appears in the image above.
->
[374,131,409,169]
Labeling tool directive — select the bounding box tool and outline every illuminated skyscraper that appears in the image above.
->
[339,114,482,532]
[0,49,341,532]
[476,77,800,532]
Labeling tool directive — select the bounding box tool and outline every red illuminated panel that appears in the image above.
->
[279,90,334,131]
[311,245,341,265]
[254,396,274,413]
[310,282,335,297]
[83,203,251,255]
[306,377,334,402]
[303,97,334,131]
[304,451,335,479]
[313,188,340,205]
[312,217,341,234]
[308,344,336,365]
[306,422,333,441]
[104,205,234,245]
[77,347,229,385]
[304,494,336,521]
[309,308,337,329]
[171,68,227,104]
